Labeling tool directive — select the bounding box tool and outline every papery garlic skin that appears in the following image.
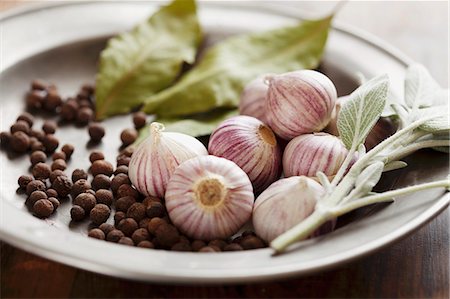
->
[253,176,325,242]
[129,123,208,198]
[325,96,397,150]
[266,70,337,140]
[239,76,269,123]
[208,115,282,193]
[165,155,254,241]
[283,133,349,178]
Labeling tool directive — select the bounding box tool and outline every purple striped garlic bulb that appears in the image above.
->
[283,133,350,178]
[325,96,397,150]
[165,155,254,240]
[253,176,325,242]
[208,115,282,193]
[128,122,208,198]
[266,70,337,140]
[239,76,269,123]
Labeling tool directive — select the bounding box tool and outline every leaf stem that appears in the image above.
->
[330,145,356,187]
[386,139,450,164]
[332,179,450,217]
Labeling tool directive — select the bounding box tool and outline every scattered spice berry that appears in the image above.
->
[18,175,33,189]
[139,218,151,229]
[127,203,146,222]
[111,173,131,193]
[88,123,105,142]
[240,235,265,250]
[44,90,63,112]
[26,90,44,110]
[0,131,11,147]
[95,189,113,206]
[199,246,218,253]
[116,155,131,167]
[17,112,34,127]
[42,134,59,153]
[106,229,124,243]
[120,128,138,146]
[32,162,51,180]
[171,242,192,252]
[30,140,45,152]
[99,223,115,235]
[61,144,74,159]
[91,160,114,177]
[88,228,105,240]
[117,218,139,237]
[60,99,79,121]
[70,205,86,221]
[51,159,67,171]
[224,243,243,251]
[10,131,30,153]
[42,120,57,134]
[137,241,154,248]
[49,169,65,183]
[155,224,180,248]
[76,107,94,126]
[114,211,126,226]
[52,151,66,161]
[118,237,134,246]
[30,151,46,166]
[30,129,45,141]
[48,197,60,210]
[146,201,165,218]
[191,240,206,252]
[90,204,111,225]
[73,193,96,212]
[133,112,147,130]
[114,165,128,175]
[46,188,58,198]
[26,180,46,196]
[27,190,48,207]
[208,239,228,250]
[117,184,139,199]
[131,228,149,244]
[11,120,30,134]
[33,199,54,218]
[71,179,92,198]
[89,151,104,163]
[115,196,136,212]
[91,174,111,191]
[52,175,73,197]
[121,147,134,157]
[142,196,161,206]
[147,217,166,235]
[71,169,88,183]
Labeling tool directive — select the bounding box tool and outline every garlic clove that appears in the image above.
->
[325,96,397,150]
[165,155,254,241]
[129,122,208,198]
[208,115,282,193]
[266,70,337,140]
[253,176,325,242]
[239,75,270,123]
[283,132,350,178]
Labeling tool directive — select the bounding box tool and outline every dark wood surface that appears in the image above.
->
[2,208,448,298]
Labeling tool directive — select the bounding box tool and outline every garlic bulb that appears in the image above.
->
[208,115,282,193]
[283,133,350,178]
[239,76,269,123]
[253,176,325,242]
[325,96,397,150]
[129,122,208,198]
[165,155,254,240]
[266,70,337,140]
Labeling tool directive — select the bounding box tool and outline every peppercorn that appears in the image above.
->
[17,112,34,127]
[139,218,151,229]
[81,83,95,95]
[147,217,166,235]
[155,224,179,248]
[60,144,74,159]
[32,162,51,180]
[18,175,33,189]
[26,180,46,196]
[146,202,165,218]
[121,147,134,157]
[88,123,105,142]
[10,120,30,134]
[90,204,111,225]
[10,131,30,153]
[106,229,124,243]
[29,151,46,166]
[71,179,92,198]
[116,155,131,167]
[31,79,46,90]
[51,151,66,161]
[42,134,58,153]
[43,90,62,112]
[0,131,11,147]
[224,243,243,251]
[115,196,136,212]
[46,188,58,198]
[191,240,206,252]
[137,240,154,248]
[208,239,228,250]
[88,151,104,163]
[118,237,134,246]
[51,159,67,171]
[42,120,57,134]
[48,197,60,210]
[91,160,113,177]
[114,165,128,175]
[76,107,93,126]
[127,203,146,222]
[91,174,111,191]
[30,130,45,141]
[171,242,192,252]
[99,223,115,235]
[199,246,219,253]
[88,228,105,240]
[27,190,48,207]
[70,169,87,183]
[120,128,138,147]
[131,228,149,244]
[117,184,139,199]
[117,218,138,237]
[73,193,96,212]
[142,196,161,206]
[94,189,113,206]
[30,140,45,152]
[114,211,126,226]
[52,175,73,197]
[33,199,54,218]
[132,112,147,130]
[111,173,131,193]
[49,169,65,183]
[240,235,265,250]
[26,90,44,110]
[70,205,85,221]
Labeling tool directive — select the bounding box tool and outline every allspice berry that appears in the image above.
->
[32,162,51,180]
[120,128,137,146]
[127,203,146,222]
[154,224,179,248]
[91,174,111,190]
[18,175,33,189]
[49,169,65,183]
[46,188,58,198]
[171,243,192,252]
[91,160,113,177]
[137,241,154,248]
[99,223,115,235]
[17,112,34,127]
[48,197,60,210]
[115,196,136,212]
[117,184,139,199]
[61,144,74,159]
[146,202,164,218]
[76,107,94,126]
[27,190,48,207]
[26,180,46,196]
[133,112,147,129]
[147,217,166,235]
[44,90,63,112]
[240,235,265,250]
[88,228,105,240]
[51,159,67,171]
[118,237,134,246]
[89,151,104,163]
[95,189,113,206]
[26,90,44,110]
[117,218,138,237]
[106,229,124,243]
[110,173,131,193]
[72,168,88,183]
[52,151,66,161]
[131,228,149,244]
[191,240,206,252]
[52,175,73,197]
[30,151,47,166]
[90,204,111,225]
[208,239,227,250]
[70,205,85,221]
[42,120,57,134]
[10,131,30,153]
[10,120,30,134]
[114,165,128,175]
[88,123,105,142]
[33,199,54,218]
[73,193,96,212]
[60,99,79,121]
[71,179,92,198]
[223,243,243,251]
[114,211,126,226]
[0,131,11,147]
[42,134,59,153]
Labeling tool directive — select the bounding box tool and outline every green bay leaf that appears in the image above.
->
[95,0,201,120]
[337,74,389,149]
[142,16,332,117]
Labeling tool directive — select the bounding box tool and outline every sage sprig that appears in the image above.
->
[271,64,449,253]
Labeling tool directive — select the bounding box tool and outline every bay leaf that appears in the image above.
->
[95,0,201,120]
[142,16,333,117]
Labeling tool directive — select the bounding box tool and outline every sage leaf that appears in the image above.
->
[95,0,201,119]
[354,161,384,195]
[417,105,450,133]
[337,74,389,149]
[404,64,440,110]
[142,16,333,117]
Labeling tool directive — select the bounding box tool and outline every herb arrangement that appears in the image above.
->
[1,0,448,254]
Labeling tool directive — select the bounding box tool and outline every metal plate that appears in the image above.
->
[0,2,448,283]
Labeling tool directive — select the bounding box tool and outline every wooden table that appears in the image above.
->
[1,1,449,298]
